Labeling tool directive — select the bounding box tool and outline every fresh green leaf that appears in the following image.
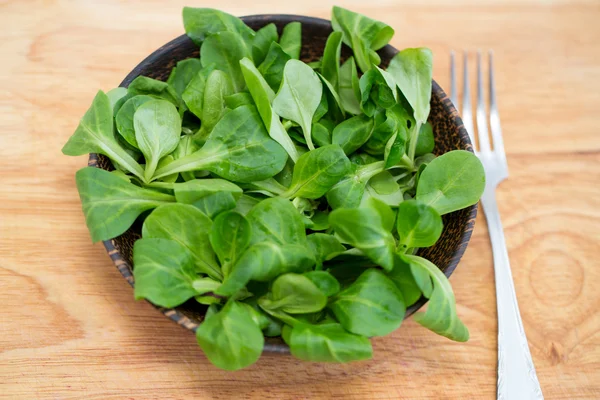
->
[246,197,307,246]
[318,74,345,122]
[383,126,408,169]
[127,76,181,109]
[210,211,251,277]
[365,103,413,156]
[196,300,264,371]
[312,122,332,147]
[168,58,203,97]
[338,57,362,115]
[273,59,323,150]
[153,105,288,183]
[133,238,197,308]
[62,91,145,181]
[402,255,469,341]
[173,178,243,200]
[362,196,395,231]
[386,254,422,306]
[326,161,385,209]
[363,108,397,155]
[193,70,234,143]
[307,210,330,231]
[141,203,221,280]
[329,206,395,271]
[387,47,432,124]
[240,57,299,162]
[115,95,153,149]
[321,31,343,90]
[172,135,200,181]
[331,6,394,73]
[363,182,404,208]
[396,199,442,248]
[287,322,372,362]
[259,273,326,314]
[75,167,174,242]
[181,64,217,119]
[411,264,434,298]
[332,114,374,155]
[416,150,485,215]
[233,194,261,216]
[258,42,291,92]
[329,269,405,336]
[192,277,221,295]
[279,22,301,59]
[415,122,435,156]
[106,87,128,113]
[359,68,396,117]
[200,31,251,92]
[303,270,340,296]
[368,171,401,196]
[238,301,270,330]
[133,99,181,181]
[313,90,329,122]
[252,23,278,65]
[224,91,254,109]
[282,144,351,199]
[183,7,255,47]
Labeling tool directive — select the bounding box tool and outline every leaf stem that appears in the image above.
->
[144,157,159,183]
[357,161,386,181]
[282,120,293,130]
[407,121,422,164]
[101,142,147,183]
[258,306,299,327]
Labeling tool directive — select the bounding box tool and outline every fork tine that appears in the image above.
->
[450,51,458,107]
[461,51,475,146]
[488,50,506,163]
[476,51,491,153]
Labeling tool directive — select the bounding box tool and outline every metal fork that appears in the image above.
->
[450,51,544,400]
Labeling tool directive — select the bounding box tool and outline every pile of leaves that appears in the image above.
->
[63,6,485,370]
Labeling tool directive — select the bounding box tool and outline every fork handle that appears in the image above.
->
[481,189,544,400]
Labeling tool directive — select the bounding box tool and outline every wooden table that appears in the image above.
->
[1,0,599,398]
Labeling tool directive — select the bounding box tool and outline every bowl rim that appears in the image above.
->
[88,13,478,354]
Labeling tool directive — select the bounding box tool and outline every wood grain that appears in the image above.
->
[1,0,599,399]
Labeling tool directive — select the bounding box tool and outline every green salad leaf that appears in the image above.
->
[75,167,174,242]
[62,91,145,181]
[331,6,394,73]
[153,105,287,182]
[133,237,198,308]
[273,59,323,150]
[287,322,373,362]
[142,203,221,280]
[279,22,302,59]
[403,255,469,341]
[330,269,405,337]
[416,150,485,215]
[196,300,264,371]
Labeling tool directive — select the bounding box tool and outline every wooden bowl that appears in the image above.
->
[89,14,477,354]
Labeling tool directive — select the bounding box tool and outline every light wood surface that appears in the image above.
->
[1,0,599,399]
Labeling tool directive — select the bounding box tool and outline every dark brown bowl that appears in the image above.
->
[89,14,477,354]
